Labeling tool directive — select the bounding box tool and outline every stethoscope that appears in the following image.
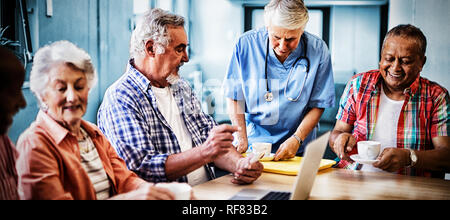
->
[264,34,310,102]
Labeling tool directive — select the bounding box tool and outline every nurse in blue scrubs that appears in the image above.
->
[223,0,335,161]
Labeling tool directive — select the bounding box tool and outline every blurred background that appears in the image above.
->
[2,0,449,143]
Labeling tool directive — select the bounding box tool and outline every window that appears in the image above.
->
[158,0,174,11]
[244,6,330,46]
[1,0,33,82]
[132,0,191,54]
[133,0,151,15]
[307,9,324,38]
[133,0,188,15]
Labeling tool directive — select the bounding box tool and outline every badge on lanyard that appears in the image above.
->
[264,91,274,102]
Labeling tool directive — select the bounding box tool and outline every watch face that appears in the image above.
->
[410,150,418,166]
[412,154,418,162]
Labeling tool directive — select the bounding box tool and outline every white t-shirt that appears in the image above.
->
[361,85,404,172]
[151,86,209,186]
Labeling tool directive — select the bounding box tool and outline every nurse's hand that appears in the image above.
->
[236,134,248,154]
[274,137,299,161]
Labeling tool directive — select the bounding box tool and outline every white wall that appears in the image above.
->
[186,0,243,121]
[189,0,243,82]
[389,0,450,90]
[330,5,381,83]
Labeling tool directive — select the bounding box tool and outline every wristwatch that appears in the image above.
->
[292,134,303,146]
[406,149,418,168]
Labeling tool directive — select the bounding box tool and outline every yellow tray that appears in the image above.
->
[244,154,336,176]
[262,157,336,175]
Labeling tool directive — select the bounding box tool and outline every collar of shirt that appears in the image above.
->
[267,30,306,71]
[36,110,101,145]
[370,71,421,97]
[126,60,186,130]
[403,76,421,97]
[126,59,185,103]
[127,59,152,93]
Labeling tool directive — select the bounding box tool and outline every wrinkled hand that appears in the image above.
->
[274,137,299,161]
[235,134,248,154]
[331,133,356,161]
[373,148,410,172]
[231,157,263,185]
[201,125,239,162]
[113,183,175,200]
[155,182,196,200]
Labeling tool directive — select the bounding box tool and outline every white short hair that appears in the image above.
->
[264,0,309,30]
[30,40,97,107]
[129,8,185,58]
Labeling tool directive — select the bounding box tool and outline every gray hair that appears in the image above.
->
[30,40,97,107]
[130,8,185,58]
[264,0,309,30]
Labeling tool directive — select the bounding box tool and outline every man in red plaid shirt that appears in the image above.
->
[329,24,450,178]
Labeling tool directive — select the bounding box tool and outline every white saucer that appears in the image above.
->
[259,153,275,162]
[350,154,379,165]
[245,152,275,162]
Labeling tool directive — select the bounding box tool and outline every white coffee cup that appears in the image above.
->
[357,141,381,160]
[251,142,272,157]
[155,182,192,200]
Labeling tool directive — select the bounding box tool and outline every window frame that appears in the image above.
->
[1,0,33,84]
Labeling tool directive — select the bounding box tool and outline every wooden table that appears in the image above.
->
[193,168,450,200]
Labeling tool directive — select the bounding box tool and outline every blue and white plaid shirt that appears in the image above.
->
[97,60,217,183]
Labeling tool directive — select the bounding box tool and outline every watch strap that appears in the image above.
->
[292,134,303,146]
[406,149,417,168]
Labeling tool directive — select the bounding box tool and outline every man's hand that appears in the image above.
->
[231,157,263,185]
[329,121,356,161]
[331,132,357,161]
[373,148,410,172]
[201,125,239,163]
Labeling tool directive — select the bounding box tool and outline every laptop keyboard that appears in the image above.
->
[261,191,291,200]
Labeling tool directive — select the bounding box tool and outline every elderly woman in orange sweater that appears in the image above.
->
[16,41,188,200]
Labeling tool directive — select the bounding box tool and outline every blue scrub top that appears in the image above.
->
[223,27,335,154]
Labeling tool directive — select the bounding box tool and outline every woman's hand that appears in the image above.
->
[273,137,299,161]
[110,183,176,200]
[236,134,249,154]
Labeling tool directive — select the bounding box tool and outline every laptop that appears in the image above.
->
[230,132,330,200]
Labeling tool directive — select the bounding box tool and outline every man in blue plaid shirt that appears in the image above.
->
[97,8,263,186]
